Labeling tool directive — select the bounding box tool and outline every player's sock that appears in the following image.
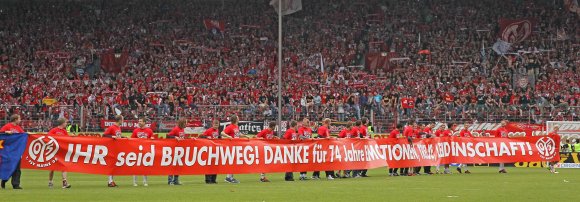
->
[260,173,265,179]
[108,176,114,183]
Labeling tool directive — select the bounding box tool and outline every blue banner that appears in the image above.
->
[0,133,28,180]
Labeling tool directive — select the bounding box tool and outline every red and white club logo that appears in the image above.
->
[26,136,59,168]
[501,20,532,43]
[536,137,556,160]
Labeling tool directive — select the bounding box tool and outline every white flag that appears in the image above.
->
[492,39,511,55]
[270,0,302,15]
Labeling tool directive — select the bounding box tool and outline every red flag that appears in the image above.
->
[498,18,535,43]
[203,19,225,33]
[100,49,128,73]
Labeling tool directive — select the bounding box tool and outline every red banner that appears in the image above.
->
[21,134,560,175]
[100,120,158,131]
[203,19,225,33]
[100,49,129,73]
[499,18,535,43]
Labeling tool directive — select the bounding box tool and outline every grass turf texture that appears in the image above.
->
[2,167,578,201]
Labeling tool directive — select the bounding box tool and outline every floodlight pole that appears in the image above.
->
[277,0,283,138]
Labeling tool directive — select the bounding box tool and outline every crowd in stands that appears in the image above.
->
[0,0,578,132]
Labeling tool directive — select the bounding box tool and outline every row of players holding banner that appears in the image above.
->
[0,114,563,189]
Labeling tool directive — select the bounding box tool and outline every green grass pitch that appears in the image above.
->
[2,167,578,201]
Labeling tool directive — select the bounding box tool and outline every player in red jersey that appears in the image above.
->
[255,122,277,182]
[401,121,417,176]
[221,115,247,183]
[353,118,368,178]
[166,118,186,185]
[0,114,25,189]
[131,117,154,186]
[202,120,220,184]
[358,118,371,177]
[313,118,335,180]
[47,118,72,189]
[434,123,446,174]
[423,123,434,137]
[457,123,473,174]
[283,120,299,181]
[297,118,313,180]
[256,122,277,140]
[441,123,455,174]
[388,124,403,176]
[103,115,123,187]
[547,125,561,174]
[338,122,354,138]
[496,120,509,173]
[337,122,357,178]
[421,123,435,175]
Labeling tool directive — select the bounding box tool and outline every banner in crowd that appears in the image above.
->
[100,49,128,73]
[203,19,225,33]
[0,134,28,180]
[365,52,396,72]
[564,0,580,16]
[498,18,535,43]
[21,134,560,175]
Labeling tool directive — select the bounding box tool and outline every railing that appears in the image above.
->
[372,104,580,133]
[0,104,82,132]
[3,102,578,134]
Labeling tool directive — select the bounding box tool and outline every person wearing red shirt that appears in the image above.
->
[402,121,417,174]
[316,118,332,139]
[496,120,509,173]
[220,115,245,183]
[313,118,335,180]
[283,121,299,181]
[0,114,24,189]
[338,122,354,138]
[358,118,371,177]
[421,123,435,175]
[0,114,25,134]
[203,120,220,140]
[547,125,561,174]
[388,124,403,176]
[457,123,473,174]
[423,123,433,138]
[351,120,362,139]
[47,118,72,189]
[256,122,276,140]
[131,118,154,187]
[103,115,123,187]
[434,126,444,138]
[360,117,369,138]
[296,118,314,180]
[255,121,277,182]
[166,118,186,185]
[444,123,456,174]
[459,124,473,138]
[203,120,220,184]
[221,115,248,139]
